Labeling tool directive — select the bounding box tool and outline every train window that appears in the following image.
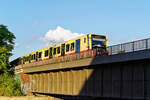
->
[36,52,38,61]
[25,57,27,62]
[53,48,56,55]
[45,50,48,57]
[28,56,30,61]
[26,57,28,62]
[39,52,42,58]
[49,47,53,58]
[29,55,31,63]
[57,47,60,54]
[66,44,70,52]
[71,43,74,51]
[31,55,33,60]
[23,58,25,64]
[27,56,29,61]
[33,55,34,60]
[33,54,36,59]
[84,38,86,43]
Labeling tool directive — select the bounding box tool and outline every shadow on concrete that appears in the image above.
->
[77,50,150,100]
[38,50,150,100]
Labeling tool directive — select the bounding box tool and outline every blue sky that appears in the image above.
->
[0,0,150,61]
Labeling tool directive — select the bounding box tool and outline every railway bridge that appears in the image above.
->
[15,38,150,100]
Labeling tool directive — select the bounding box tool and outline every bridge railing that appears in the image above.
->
[108,38,150,55]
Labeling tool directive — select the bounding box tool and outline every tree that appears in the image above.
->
[0,25,16,56]
[0,25,23,96]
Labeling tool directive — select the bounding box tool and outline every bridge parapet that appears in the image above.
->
[15,50,96,74]
[15,49,150,74]
[108,38,150,55]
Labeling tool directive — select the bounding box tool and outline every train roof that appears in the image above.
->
[54,33,106,46]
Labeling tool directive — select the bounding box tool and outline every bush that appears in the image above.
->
[0,73,23,96]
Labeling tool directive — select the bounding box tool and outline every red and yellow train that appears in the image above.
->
[11,34,108,67]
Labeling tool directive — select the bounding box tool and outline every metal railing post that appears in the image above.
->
[121,44,123,52]
[132,42,134,52]
[146,39,148,49]
[110,46,112,55]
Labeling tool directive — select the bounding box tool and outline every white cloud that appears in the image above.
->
[40,26,85,46]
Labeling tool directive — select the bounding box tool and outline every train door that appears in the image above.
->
[49,47,53,58]
[75,39,80,53]
[36,52,38,61]
[61,43,65,56]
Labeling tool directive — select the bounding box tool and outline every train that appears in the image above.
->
[11,34,108,67]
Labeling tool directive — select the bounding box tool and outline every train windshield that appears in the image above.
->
[92,35,106,48]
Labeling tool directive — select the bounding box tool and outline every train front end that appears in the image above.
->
[91,34,108,56]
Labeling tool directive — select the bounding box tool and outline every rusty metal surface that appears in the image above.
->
[28,68,94,96]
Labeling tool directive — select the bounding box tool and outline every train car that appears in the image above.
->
[48,46,54,59]
[43,47,49,60]
[90,34,108,56]
[63,34,90,56]
[35,46,56,61]
[11,33,108,67]
[30,51,36,63]
[24,54,30,64]
[56,34,108,57]
[35,48,44,61]
[55,43,61,57]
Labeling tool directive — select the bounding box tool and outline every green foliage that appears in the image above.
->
[0,25,16,56]
[0,25,23,96]
[0,73,23,96]
[0,47,10,74]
